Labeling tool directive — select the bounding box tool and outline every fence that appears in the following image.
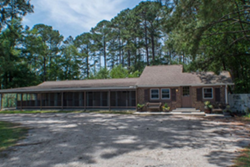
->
[228,94,250,113]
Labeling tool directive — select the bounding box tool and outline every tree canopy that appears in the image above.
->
[0,0,249,93]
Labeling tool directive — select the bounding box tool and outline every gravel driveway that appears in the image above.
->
[0,113,249,167]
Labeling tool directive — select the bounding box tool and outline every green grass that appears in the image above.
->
[0,121,29,151]
[233,146,250,167]
[0,110,135,115]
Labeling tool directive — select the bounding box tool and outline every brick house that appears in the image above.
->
[0,65,233,111]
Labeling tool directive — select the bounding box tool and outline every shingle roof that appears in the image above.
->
[37,78,138,88]
[0,78,138,93]
[137,65,233,86]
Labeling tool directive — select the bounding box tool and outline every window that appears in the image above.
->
[183,87,190,96]
[150,89,159,100]
[203,88,213,99]
[161,89,170,99]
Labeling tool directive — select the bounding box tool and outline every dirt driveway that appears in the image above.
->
[0,113,249,167]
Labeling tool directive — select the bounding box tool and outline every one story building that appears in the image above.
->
[0,65,234,111]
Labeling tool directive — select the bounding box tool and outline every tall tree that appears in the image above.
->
[74,33,93,78]
[0,0,33,31]
[26,24,63,81]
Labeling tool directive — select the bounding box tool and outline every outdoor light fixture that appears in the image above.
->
[176,88,179,92]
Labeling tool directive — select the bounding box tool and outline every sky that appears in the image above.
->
[22,0,146,38]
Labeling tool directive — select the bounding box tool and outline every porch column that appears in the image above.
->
[116,91,118,106]
[0,94,2,110]
[35,94,38,107]
[61,92,64,110]
[135,89,138,108]
[84,91,86,111]
[108,90,111,111]
[40,93,42,110]
[21,93,23,110]
[16,94,18,109]
[225,85,228,104]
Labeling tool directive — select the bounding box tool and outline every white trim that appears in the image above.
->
[161,88,171,99]
[138,83,234,88]
[150,88,159,100]
[203,87,213,99]
[0,86,136,93]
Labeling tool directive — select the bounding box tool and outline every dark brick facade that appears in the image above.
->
[137,86,226,111]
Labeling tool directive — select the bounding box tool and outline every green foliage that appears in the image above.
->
[162,103,170,111]
[94,67,110,79]
[110,65,128,78]
[109,65,141,79]
[204,101,213,109]
[163,103,169,108]
[137,103,145,109]
[0,0,33,31]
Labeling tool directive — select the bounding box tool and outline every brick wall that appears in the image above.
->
[137,87,182,111]
[137,86,226,111]
[191,86,226,111]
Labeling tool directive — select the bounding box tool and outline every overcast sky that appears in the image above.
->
[22,0,145,38]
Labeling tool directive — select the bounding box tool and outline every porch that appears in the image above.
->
[12,90,136,110]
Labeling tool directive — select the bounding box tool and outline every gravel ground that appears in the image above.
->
[0,113,249,167]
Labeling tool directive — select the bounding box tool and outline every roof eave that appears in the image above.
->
[0,86,137,93]
[137,83,234,88]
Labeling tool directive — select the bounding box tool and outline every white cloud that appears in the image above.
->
[23,0,140,37]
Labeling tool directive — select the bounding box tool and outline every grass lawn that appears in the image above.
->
[0,121,29,151]
[233,146,250,167]
[0,110,135,115]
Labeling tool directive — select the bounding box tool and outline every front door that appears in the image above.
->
[182,87,192,108]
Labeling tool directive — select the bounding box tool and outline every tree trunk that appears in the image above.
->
[128,49,131,69]
[119,31,122,65]
[103,37,106,68]
[43,56,46,82]
[183,52,185,64]
[86,56,89,78]
[122,50,125,67]
[150,23,155,62]
[86,46,89,78]
[144,20,149,66]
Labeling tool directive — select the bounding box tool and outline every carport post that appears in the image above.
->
[108,90,111,111]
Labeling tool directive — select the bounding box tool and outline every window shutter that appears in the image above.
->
[171,89,176,101]
[215,88,220,102]
[197,88,202,101]
[144,89,149,102]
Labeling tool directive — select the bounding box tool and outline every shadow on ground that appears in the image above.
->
[0,113,249,167]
